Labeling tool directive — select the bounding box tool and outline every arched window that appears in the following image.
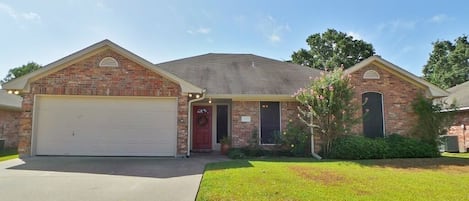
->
[363,70,380,79]
[362,92,385,138]
[99,57,119,67]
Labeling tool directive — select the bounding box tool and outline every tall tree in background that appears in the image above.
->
[291,29,375,70]
[1,62,42,84]
[423,36,469,89]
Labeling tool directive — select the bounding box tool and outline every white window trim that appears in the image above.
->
[99,57,119,67]
[363,70,380,79]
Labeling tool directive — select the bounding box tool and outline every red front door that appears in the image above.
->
[193,106,212,150]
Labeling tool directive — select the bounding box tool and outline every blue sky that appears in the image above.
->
[1,0,468,80]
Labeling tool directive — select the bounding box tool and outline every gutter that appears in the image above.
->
[186,88,206,157]
[310,117,322,160]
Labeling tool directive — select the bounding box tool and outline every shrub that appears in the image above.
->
[328,134,440,160]
[327,135,387,159]
[281,121,311,156]
[227,148,246,159]
[385,134,440,158]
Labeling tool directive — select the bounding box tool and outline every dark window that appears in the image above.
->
[362,92,384,138]
[260,102,280,144]
[216,105,228,143]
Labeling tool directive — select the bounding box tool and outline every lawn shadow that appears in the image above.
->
[6,154,228,179]
[205,160,254,171]
[350,156,469,171]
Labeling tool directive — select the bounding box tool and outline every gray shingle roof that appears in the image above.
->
[446,81,469,109]
[157,53,322,95]
[0,90,22,111]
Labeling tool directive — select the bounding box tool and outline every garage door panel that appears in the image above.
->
[35,96,177,156]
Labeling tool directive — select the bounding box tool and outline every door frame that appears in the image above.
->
[362,91,386,137]
[190,103,231,151]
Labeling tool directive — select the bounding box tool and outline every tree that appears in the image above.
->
[410,95,455,148]
[294,67,359,157]
[291,29,375,70]
[423,36,469,89]
[1,62,42,84]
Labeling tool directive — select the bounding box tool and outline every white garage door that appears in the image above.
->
[34,96,177,156]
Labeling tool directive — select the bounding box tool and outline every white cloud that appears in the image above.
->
[187,27,211,35]
[347,31,362,40]
[269,34,281,42]
[22,12,41,21]
[430,14,448,23]
[0,2,41,22]
[378,19,417,33]
[259,15,290,43]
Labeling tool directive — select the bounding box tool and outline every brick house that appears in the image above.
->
[1,40,448,157]
[0,90,22,149]
[444,81,469,152]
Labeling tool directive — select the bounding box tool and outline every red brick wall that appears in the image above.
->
[0,109,20,148]
[17,49,188,156]
[447,110,469,152]
[349,65,425,135]
[231,101,259,147]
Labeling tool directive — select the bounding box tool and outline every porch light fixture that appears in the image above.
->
[188,93,193,98]
[208,97,212,104]
[195,94,200,98]
[7,90,19,95]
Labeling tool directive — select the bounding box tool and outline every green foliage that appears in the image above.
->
[328,134,440,160]
[410,95,455,147]
[385,134,440,158]
[295,67,359,155]
[227,148,246,159]
[423,35,469,89]
[1,62,42,84]
[327,135,387,159]
[281,121,311,156]
[291,29,375,70]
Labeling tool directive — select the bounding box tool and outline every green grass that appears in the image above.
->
[0,149,19,162]
[197,156,469,201]
[442,152,469,158]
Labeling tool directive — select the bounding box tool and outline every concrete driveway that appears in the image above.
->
[0,154,227,201]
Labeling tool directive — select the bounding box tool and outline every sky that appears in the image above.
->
[1,0,469,81]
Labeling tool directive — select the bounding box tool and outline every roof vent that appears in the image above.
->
[363,70,380,79]
[99,57,119,67]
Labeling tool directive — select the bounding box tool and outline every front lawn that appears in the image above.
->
[197,156,469,201]
[0,149,19,162]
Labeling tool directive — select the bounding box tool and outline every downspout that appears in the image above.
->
[310,115,322,160]
[186,88,206,157]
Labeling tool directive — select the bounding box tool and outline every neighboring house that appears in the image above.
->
[0,90,22,148]
[444,81,469,152]
[1,40,448,157]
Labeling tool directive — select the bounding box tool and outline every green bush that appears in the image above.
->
[282,121,311,156]
[328,134,440,160]
[227,148,246,159]
[385,134,440,158]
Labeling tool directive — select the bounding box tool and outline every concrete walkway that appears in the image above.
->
[0,154,228,201]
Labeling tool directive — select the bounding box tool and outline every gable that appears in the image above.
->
[345,56,449,98]
[2,40,202,94]
[31,49,180,97]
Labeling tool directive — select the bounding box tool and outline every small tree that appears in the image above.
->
[2,62,42,84]
[294,67,359,156]
[410,95,455,147]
